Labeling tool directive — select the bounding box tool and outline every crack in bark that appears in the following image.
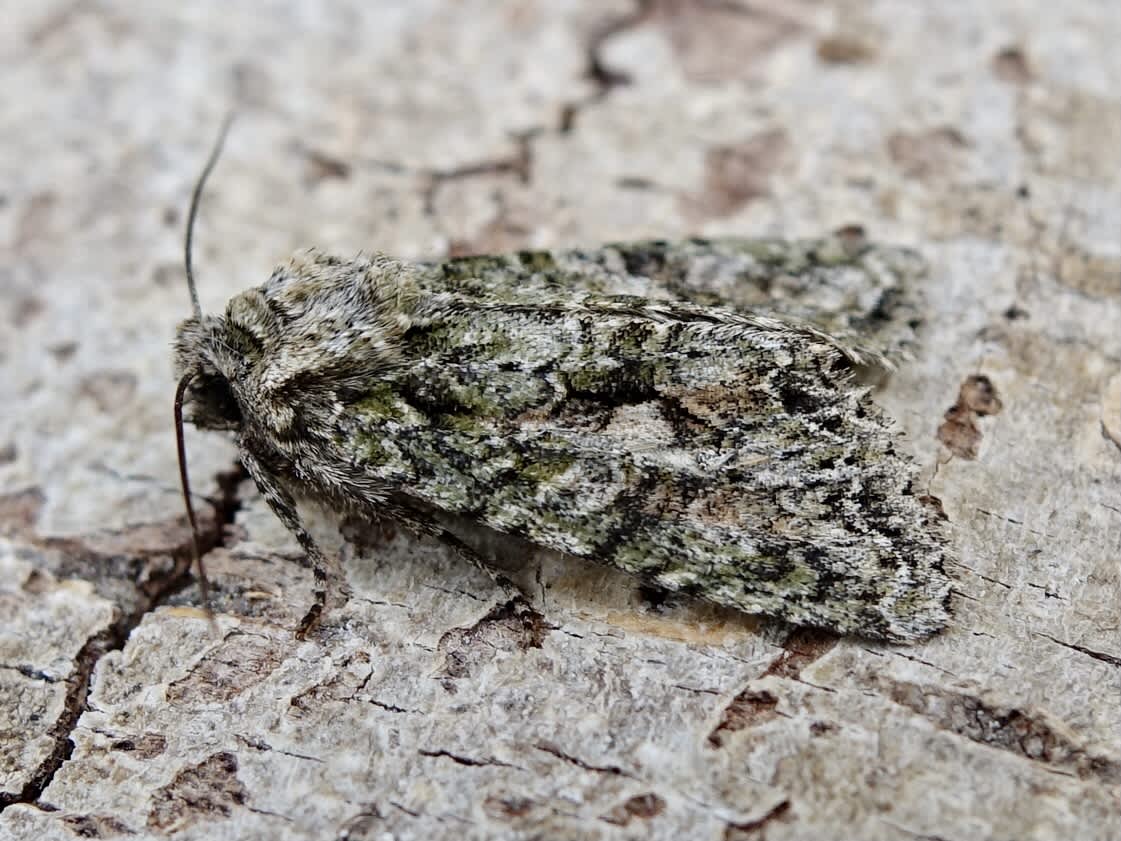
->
[723,799,791,840]
[882,649,960,678]
[389,801,420,818]
[0,663,60,683]
[367,698,421,714]
[421,132,535,217]
[147,463,248,615]
[235,735,324,764]
[560,0,653,133]
[0,462,246,813]
[418,748,519,769]
[0,632,110,811]
[534,741,633,777]
[405,3,652,252]
[1035,632,1121,668]
[947,559,1013,590]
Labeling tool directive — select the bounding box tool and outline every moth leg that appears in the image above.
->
[428,525,526,605]
[359,498,527,605]
[303,458,530,607]
[239,448,341,639]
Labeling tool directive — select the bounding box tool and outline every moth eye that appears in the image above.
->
[198,375,242,425]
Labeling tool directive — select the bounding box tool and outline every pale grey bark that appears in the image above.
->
[1,2,1119,839]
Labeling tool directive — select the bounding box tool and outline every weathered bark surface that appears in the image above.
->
[2,2,1119,839]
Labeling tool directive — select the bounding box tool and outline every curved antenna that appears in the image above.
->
[184,113,235,319]
[174,373,213,624]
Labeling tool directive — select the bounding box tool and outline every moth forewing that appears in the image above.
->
[176,235,950,642]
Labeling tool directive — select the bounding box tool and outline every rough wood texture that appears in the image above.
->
[2,2,1118,839]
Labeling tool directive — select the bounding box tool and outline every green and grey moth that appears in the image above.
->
[173,129,950,643]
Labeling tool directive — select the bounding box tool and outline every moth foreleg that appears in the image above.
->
[239,447,343,638]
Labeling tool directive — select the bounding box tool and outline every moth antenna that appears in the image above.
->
[184,112,235,319]
[174,373,214,628]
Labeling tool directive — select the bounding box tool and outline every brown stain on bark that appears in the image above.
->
[816,35,876,64]
[886,680,1121,784]
[166,635,282,704]
[652,0,807,83]
[993,45,1033,83]
[146,752,248,832]
[0,487,45,536]
[111,732,167,760]
[937,374,1003,460]
[437,598,549,690]
[60,814,135,838]
[707,689,780,748]
[888,126,969,180]
[683,129,790,221]
[723,799,792,840]
[600,792,667,826]
[762,628,838,680]
[708,629,837,748]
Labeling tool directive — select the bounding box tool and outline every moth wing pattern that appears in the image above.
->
[329,249,945,641]
[417,233,928,371]
[176,237,950,642]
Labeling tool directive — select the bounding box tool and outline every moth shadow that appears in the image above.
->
[339,512,777,645]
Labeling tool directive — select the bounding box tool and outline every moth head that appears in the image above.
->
[171,117,415,625]
[171,116,280,438]
[173,314,252,432]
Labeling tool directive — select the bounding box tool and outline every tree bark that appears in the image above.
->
[2,2,1119,839]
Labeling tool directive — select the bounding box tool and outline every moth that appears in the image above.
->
[173,124,950,643]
